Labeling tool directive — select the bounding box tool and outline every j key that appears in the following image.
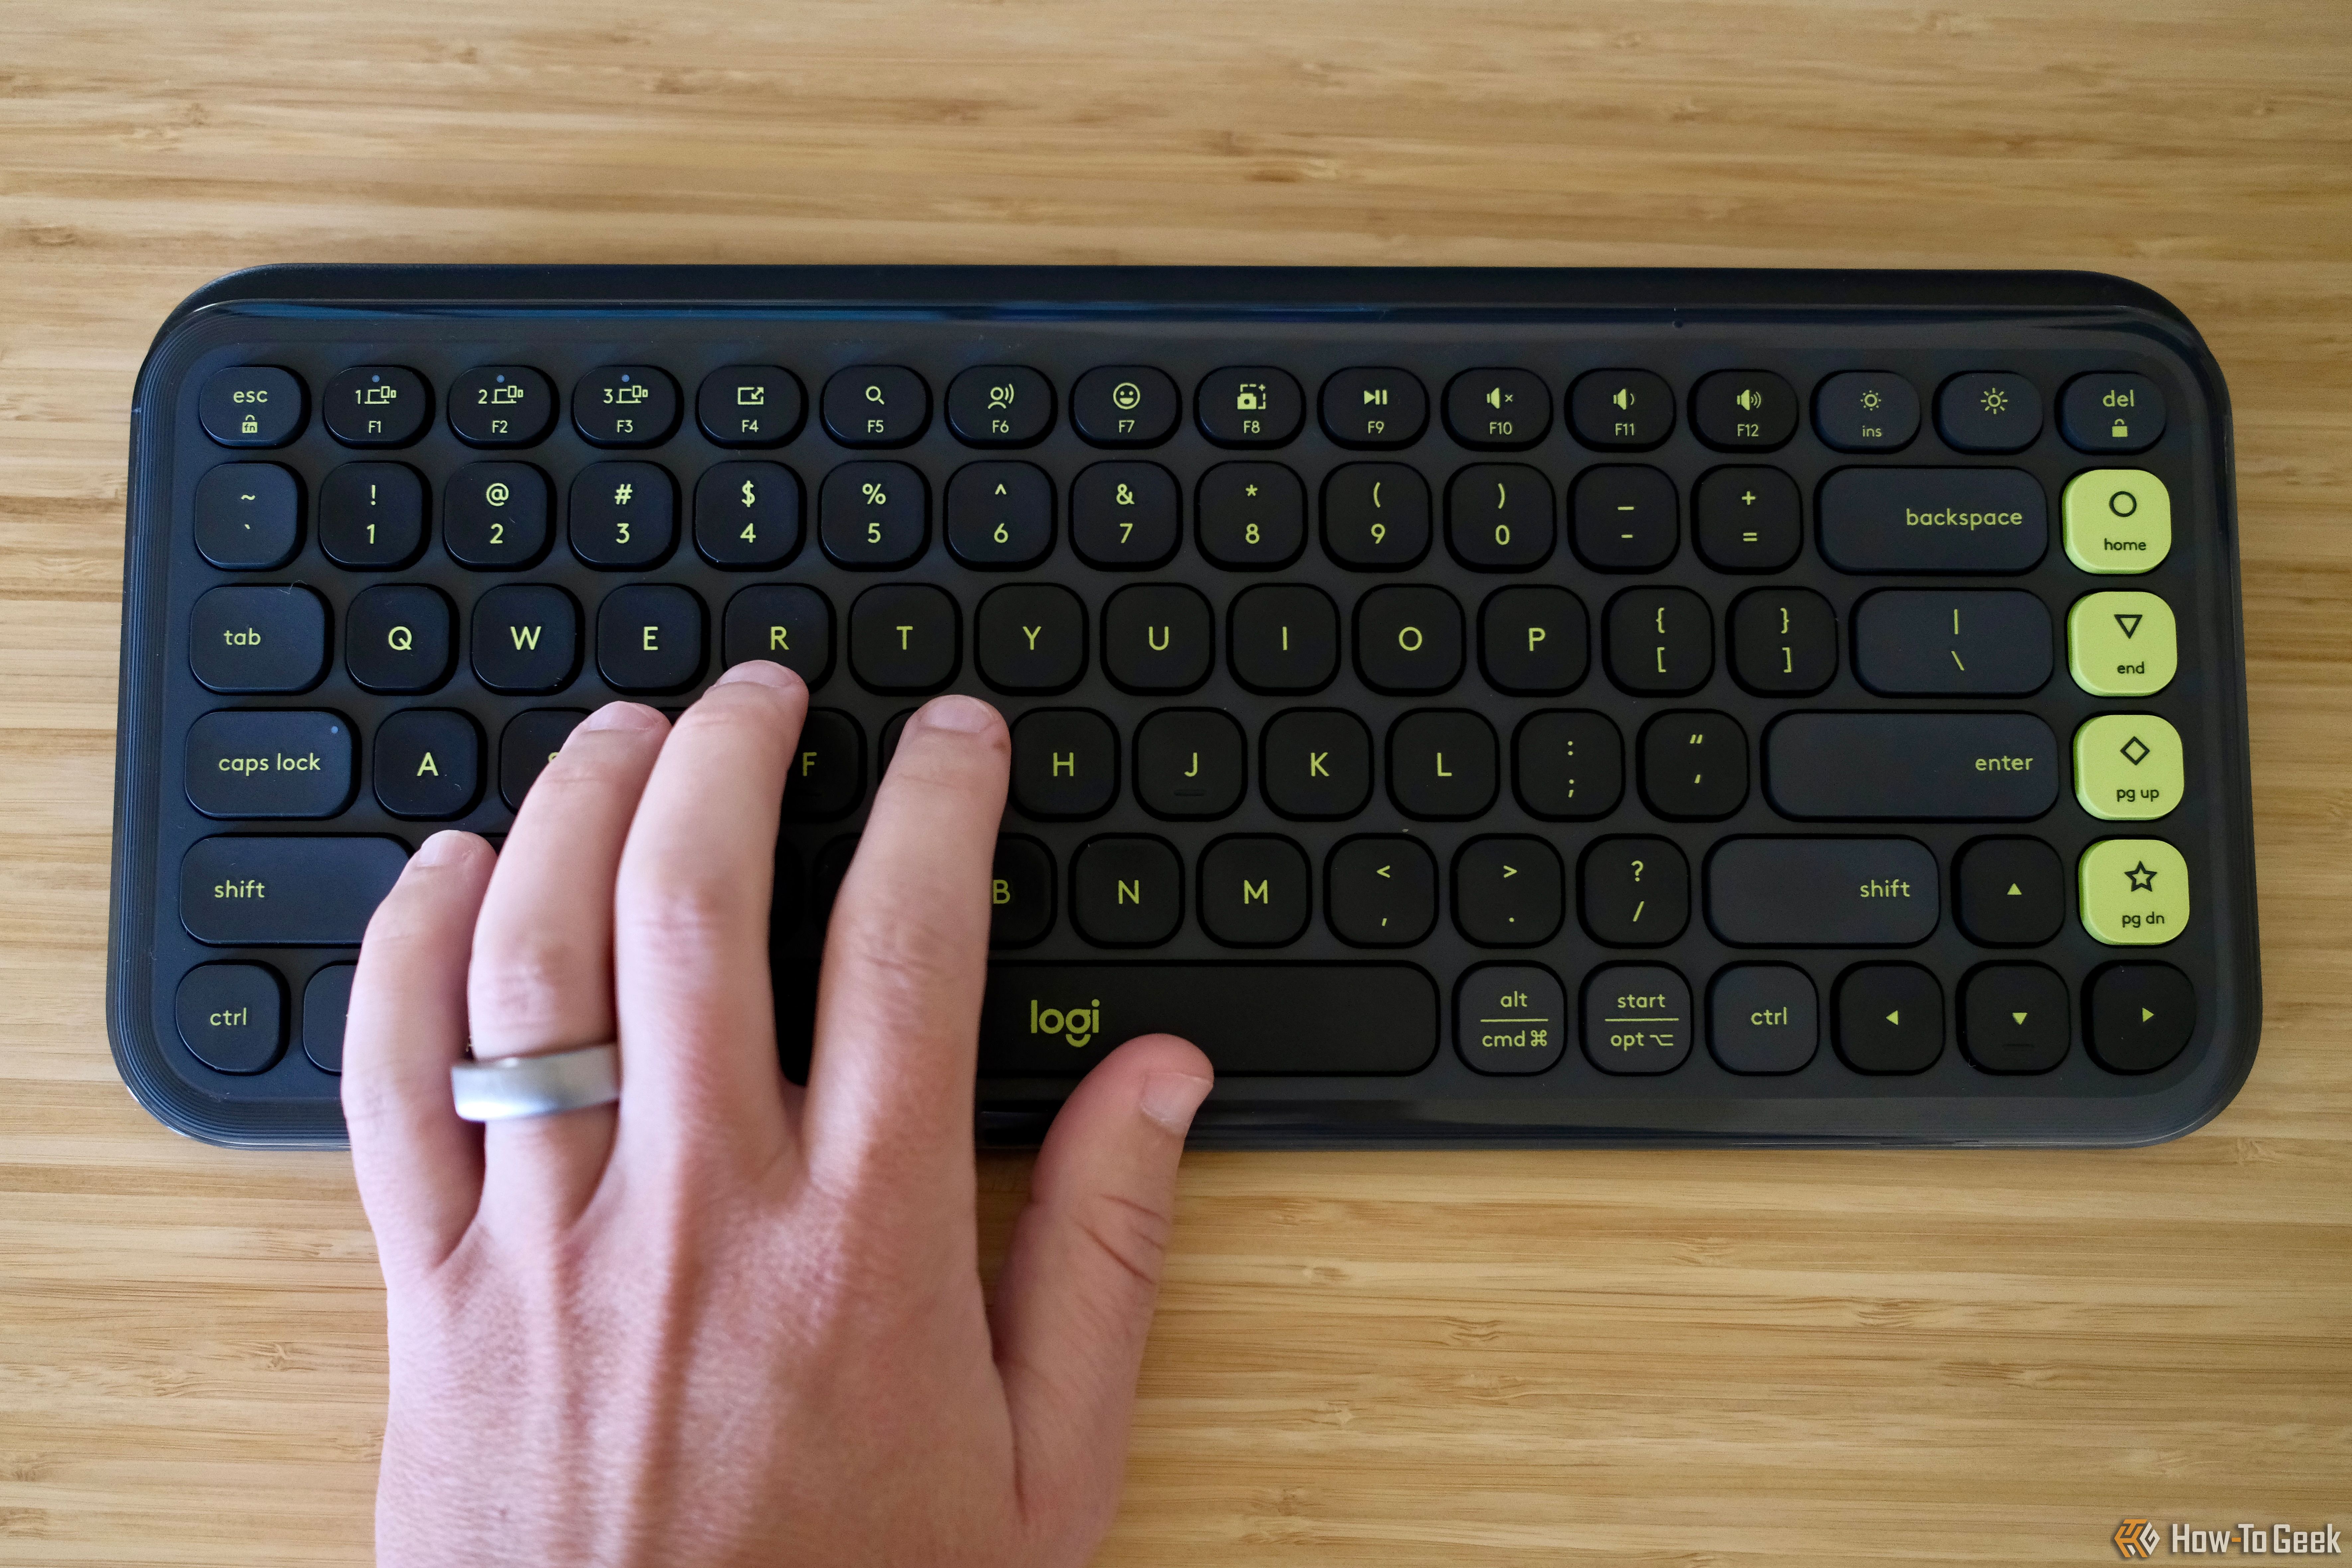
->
[175,963,285,1074]
[1070,837,1184,946]
[1568,368,1674,450]
[1321,463,1431,569]
[1639,710,1748,819]
[1959,963,2070,1074]
[449,366,555,447]
[978,961,1436,1074]
[1102,584,1213,692]
[947,462,1054,569]
[1355,584,1463,693]
[1453,835,1564,946]
[1835,964,1945,1074]
[1818,468,2048,574]
[1228,584,1338,692]
[1853,589,2053,695]
[783,710,866,821]
[823,365,929,447]
[194,464,302,570]
[1135,709,1246,817]
[1479,586,1589,695]
[184,709,355,819]
[1198,463,1305,568]
[989,836,1056,949]
[694,461,802,570]
[2086,963,2196,1073]
[1070,462,1179,569]
[976,583,1087,693]
[1604,587,1712,696]
[1446,464,1553,570]
[1707,837,1939,946]
[597,584,705,693]
[848,583,959,692]
[1580,837,1689,946]
[1693,466,1801,572]
[2060,371,2165,455]
[200,366,304,447]
[1261,709,1372,819]
[1514,709,1624,820]
[1198,836,1311,946]
[189,583,328,693]
[574,366,681,447]
[180,835,407,945]
[1071,366,1179,447]
[1011,709,1118,819]
[1813,371,1920,452]
[1937,372,2042,453]
[1583,963,1693,1076]
[1729,587,1837,695]
[1320,367,1428,449]
[1953,836,2067,946]
[323,366,430,446]
[445,463,552,569]
[1570,466,1677,571]
[722,583,835,688]
[346,583,456,691]
[1388,710,1497,819]
[696,365,804,448]
[1197,367,1303,447]
[319,463,426,569]
[821,461,929,569]
[1690,370,1797,449]
[471,583,581,693]
[1455,963,1567,1076]
[571,463,676,569]
[1443,368,1550,450]
[373,709,483,819]
[947,366,1054,447]
[303,963,357,1074]
[1325,836,1438,947]
[499,709,586,809]
[1766,713,2059,820]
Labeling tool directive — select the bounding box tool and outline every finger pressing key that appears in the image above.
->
[802,694,1010,1204]
[467,700,669,1232]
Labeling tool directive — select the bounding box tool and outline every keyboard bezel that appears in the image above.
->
[110,265,2260,1148]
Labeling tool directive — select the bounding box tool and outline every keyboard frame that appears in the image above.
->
[110,264,2260,1149]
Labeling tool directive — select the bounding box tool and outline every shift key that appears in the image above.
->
[1707,837,1939,946]
[181,836,409,945]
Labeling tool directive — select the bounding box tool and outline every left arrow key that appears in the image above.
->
[184,710,357,818]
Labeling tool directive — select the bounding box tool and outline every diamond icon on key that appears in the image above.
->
[2120,735,2152,766]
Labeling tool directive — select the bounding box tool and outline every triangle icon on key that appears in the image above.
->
[2012,1011,2029,1025]
[2006,883,2022,895]
[2116,613,2144,638]
[1885,1010,1901,1025]
[2142,1007,2156,1022]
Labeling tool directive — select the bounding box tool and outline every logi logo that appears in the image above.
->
[2116,1520,2162,1559]
[1028,998,1102,1049]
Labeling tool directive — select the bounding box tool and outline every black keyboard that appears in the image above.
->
[109,265,2261,1148]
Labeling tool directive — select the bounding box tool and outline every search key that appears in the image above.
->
[821,365,929,447]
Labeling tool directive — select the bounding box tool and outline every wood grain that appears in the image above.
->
[3,1,2349,1561]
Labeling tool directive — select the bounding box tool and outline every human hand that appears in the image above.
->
[341,664,1214,1566]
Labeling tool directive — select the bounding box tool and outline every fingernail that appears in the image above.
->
[412,830,475,867]
[1138,1071,1213,1135]
[915,694,1000,735]
[576,701,666,736]
[714,660,802,693]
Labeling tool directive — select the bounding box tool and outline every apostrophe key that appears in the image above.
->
[114,266,2254,1149]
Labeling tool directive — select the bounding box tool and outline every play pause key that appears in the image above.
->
[1455,964,1565,1075]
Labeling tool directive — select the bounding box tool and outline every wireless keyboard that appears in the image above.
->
[109,265,2259,1148]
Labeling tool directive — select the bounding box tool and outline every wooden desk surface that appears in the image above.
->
[4,3,2348,1561]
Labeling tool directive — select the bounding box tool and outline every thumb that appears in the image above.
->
[990,1033,1212,1545]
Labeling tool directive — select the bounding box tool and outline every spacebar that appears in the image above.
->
[979,963,1439,1076]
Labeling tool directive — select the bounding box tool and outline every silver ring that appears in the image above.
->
[451,1042,620,1122]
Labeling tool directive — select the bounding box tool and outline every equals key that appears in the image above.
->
[1854,589,2053,696]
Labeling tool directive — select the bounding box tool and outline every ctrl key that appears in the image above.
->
[1455,964,1565,1076]
[175,963,285,1074]
[180,836,409,946]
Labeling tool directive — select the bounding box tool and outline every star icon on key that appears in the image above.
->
[1244,483,1259,497]
[2124,860,2158,892]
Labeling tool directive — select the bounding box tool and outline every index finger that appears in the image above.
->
[800,694,1009,1203]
